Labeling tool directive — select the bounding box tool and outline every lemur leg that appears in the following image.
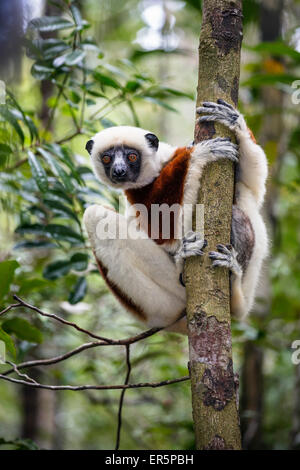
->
[83,204,186,331]
[209,244,246,319]
[196,99,268,207]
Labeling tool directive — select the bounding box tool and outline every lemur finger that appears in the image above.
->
[183,232,206,246]
[198,115,235,126]
[216,244,233,255]
[211,259,231,268]
[209,140,239,162]
[201,101,233,111]
[209,251,229,260]
[181,248,205,259]
[197,103,234,117]
[217,99,235,110]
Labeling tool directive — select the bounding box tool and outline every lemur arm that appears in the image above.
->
[197,99,268,207]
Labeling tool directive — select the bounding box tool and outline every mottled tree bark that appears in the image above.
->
[184,0,242,450]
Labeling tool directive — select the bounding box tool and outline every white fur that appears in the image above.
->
[90,126,175,190]
[83,204,186,330]
[84,114,268,333]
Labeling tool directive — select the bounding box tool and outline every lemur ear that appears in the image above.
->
[85,139,94,155]
[145,133,159,151]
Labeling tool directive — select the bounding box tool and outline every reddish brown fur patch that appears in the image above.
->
[125,147,192,244]
[247,127,257,144]
[94,255,147,321]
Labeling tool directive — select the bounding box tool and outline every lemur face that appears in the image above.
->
[85,129,159,188]
[99,145,142,184]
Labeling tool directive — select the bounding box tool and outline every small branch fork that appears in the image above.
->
[0,295,189,449]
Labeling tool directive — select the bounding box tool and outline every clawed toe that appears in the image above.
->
[209,243,241,276]
[175,232,207,261]
[196,99,240,131]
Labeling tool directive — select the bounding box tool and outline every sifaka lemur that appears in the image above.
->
[83,100,268,334]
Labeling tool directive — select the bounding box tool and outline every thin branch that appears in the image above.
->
[5,361,39,385]
[115,345,132,450]
[56,130,82,145]
[12,295,114,343]
[0,372,190,391]
[0,303,20,317]
[2,341,102,376]
[2,327,167,375]
[1,298,185,377]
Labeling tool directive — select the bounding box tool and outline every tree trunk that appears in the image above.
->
[185,0,242,450]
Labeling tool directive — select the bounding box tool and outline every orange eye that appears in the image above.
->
[128,153,137,163]
[102,155,111,164]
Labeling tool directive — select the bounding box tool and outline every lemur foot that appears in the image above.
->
[203,137,239,162]
[196,99,247,135]
[209,244,242,277]
[175,231,207,261]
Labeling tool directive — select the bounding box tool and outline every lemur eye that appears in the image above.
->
[102,155,111,164]
[128,153,138,163]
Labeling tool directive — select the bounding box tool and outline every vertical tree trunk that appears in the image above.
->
[185,0,242,450]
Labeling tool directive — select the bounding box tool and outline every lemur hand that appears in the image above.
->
[196,99,247,137]
[202,137,239,162]
[175,231,207,261]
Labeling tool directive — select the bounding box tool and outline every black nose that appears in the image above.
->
[112,167,126,178]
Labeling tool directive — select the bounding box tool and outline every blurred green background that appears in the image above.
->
[0,0,299,450]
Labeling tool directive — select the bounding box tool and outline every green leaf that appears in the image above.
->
[100,118,116,128]
[242,74,299,87]
[15,224,46,236]
[70,253,89,271]
[0,260,19,301]
[15,223,83,244]
[0,326,16,359]
[0,106,25,144]
[70,4,88,31]
[68,277,87,304]
[65,50,86,66]
[28,16,74,32]
[31,63,54,80]
[0,143,12,168]
[54,50,86,67]
[93,72,121,89]
[27,150,48,192]
[43,259,71,280]
[43,199,80,223]
[0,437,39,450]
[45,224,84,244]
[37,147,74,192]
[245,41,300,63]
[2,317,43,344]
[18,279,49,296]
[13,241,55,251]
[6,91,39,142]
[136,96,178,112]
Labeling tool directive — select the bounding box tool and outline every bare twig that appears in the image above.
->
[0,372,190,391]
[12,295,114,343]
[2,341,102,376]
[5,361,39,385]
[1,297,185,378]
[115,345,132,450]
[0,303,20,317]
